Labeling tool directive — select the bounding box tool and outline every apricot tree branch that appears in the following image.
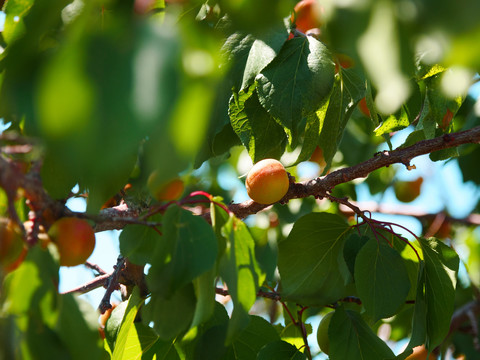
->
[338,201,480,226]
[228,125,480,219]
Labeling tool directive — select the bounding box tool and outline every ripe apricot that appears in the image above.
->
[309,146,327,173]
[406,345,435,360]
[0,219,26,273]
[49,217,96,267]
[147,171,185,202]
[394,177,423,203]
[317,311,334,354]
[292,0,323,33]
[246,159,289,205]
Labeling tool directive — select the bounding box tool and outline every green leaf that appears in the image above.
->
[226,315,280,359]
[56,295,105,360]
[289,101,326,167]
[112,287,144,360]
[145,338,180,360]
[257,340,307,360]
[147,284,196,340]
[318,70,364,171]
[354,239,411,321]
[3,0,34,44]
[374,111,410,137]
[329,307,395,360]
[119,223,161,266]
[117,323,161,360]
[416,75,464,139]
[221,32,256,90]
[105,301,128,352]
[241,26,289,89]
[190,302,230,360]
[229,84,287,162]
[219,215,266,342]
[256,36,335,140]
[419,237,459,350]
[147,205,217,298]
[343,234,369,278]
[191,268,216,328]
[277,321,312,349]
[401,262,427,357]
[278,212,351,305]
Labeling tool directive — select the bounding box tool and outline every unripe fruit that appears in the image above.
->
[147,171,185,202]
[49,218,96,267]
[0,219,26,273]
[317,311,333,354]
[394,177,423,203]
[406,345,435,360]
[246,159,289,205]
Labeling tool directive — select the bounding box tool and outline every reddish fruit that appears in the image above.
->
[334,53,355,73]
[292,0,323,33]
[0,219,26,273]
[406,345,435,360]
[394,177,423,203]
[359,97,370,117]
[147,171,185,202]
[49,218,96,267]
[309,146,327,173]
[246,159,289,205]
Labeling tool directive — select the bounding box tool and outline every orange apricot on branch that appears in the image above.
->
[49,217,96,267]
[246,159,290,205]
[147,171,185,202]
[292,0,323,33]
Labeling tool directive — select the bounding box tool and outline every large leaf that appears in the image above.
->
[147,205,217,298]
[225,315,280,359]
[119,222,161,266]
[257,340,307,360]
[256,36,335,140]
[354,238,411,321]
[419,237,459,350]
[229,84,287,162]
[329,307,395,360]
[147,284,196,340]
[219,215,266,342]
[278,212,351,305]
[241,26,289,89]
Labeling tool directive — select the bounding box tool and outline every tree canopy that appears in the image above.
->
[1,0,480,359]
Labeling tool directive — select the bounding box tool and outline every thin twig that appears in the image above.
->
[99,256,126,314]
